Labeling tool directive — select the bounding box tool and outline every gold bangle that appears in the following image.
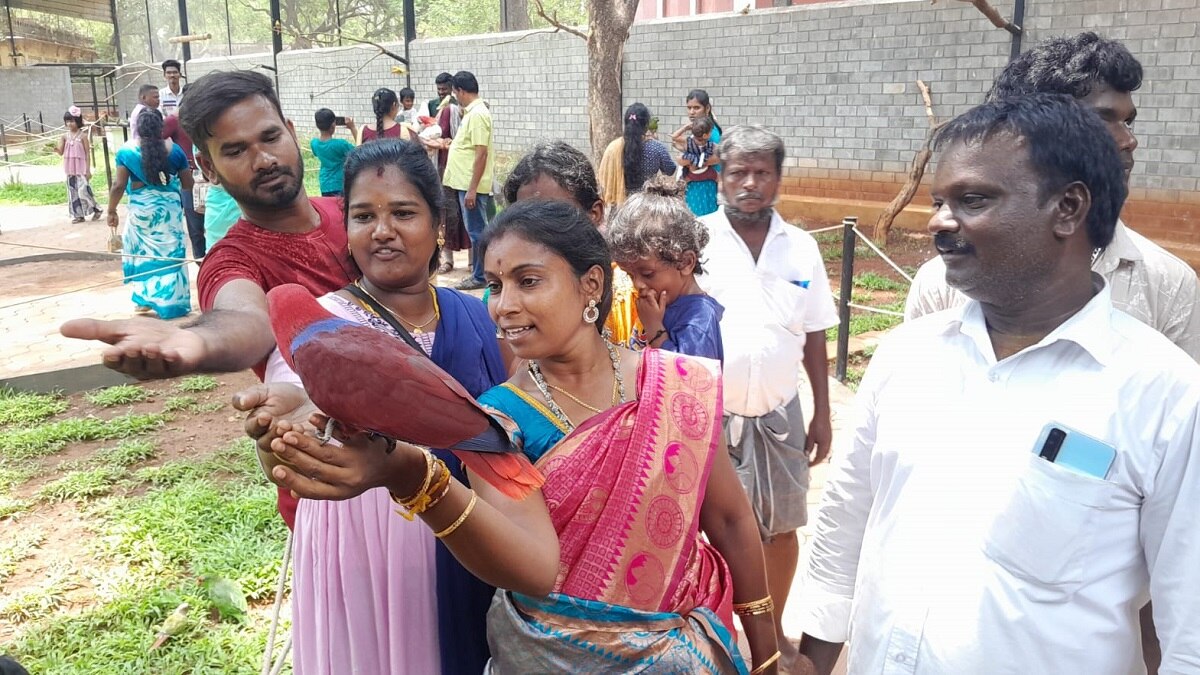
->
[433,491,478,539]
[750,650,781,675]
[733,596,774,616]
[390,452,443,521]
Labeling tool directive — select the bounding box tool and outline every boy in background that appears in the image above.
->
[310,108,357,198]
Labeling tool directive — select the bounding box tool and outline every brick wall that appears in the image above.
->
[184,0,1198,257]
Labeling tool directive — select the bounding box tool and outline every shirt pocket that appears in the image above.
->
[759,274,809,335]
[981,452,1118,596]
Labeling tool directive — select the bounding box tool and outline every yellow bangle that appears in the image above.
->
[390,452,445,521]
[733,595,774,616]
[750,650,781,675]
[433,491,478,539]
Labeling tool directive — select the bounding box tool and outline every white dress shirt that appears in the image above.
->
[797,279,1200,674]
[904,221,1200,361]
[698,208,838,417]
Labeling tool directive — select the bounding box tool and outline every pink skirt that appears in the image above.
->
[292,487,441,674]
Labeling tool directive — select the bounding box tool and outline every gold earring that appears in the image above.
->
[582,299,600,324]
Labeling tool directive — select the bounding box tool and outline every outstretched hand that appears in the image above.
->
[60,317,206,379]
[268,414,422,502]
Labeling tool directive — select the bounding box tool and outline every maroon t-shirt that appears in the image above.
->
[196,196,355,529]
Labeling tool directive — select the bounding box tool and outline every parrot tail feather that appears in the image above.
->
[453,451,544,500]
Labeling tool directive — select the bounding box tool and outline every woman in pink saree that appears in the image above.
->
[268,200,786,674]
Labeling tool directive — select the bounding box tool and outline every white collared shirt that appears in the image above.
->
[904,221,1200,360]
[159,86,181,117]
[698,208,838,417]
[797,281,1200,674]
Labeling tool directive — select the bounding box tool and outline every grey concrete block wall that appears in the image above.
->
[182,0,1198,204]
[0,67,75,130]
[1024,0,1200,195]
[623,0,1010,178]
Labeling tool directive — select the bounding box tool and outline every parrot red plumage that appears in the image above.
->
[266,283,542,499]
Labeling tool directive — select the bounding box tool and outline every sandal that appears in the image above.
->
[436,262,453,275]
[71,217,85,223]
[91,209,103,221]
[134,305,155,317]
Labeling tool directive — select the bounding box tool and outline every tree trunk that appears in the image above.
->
[501,0,532,31]
[586,0,638,159]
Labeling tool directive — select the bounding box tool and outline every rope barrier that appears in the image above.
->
[1,240,200,265]
[851,225,915,284]
[846,302,905,318]
[0,259,193,312]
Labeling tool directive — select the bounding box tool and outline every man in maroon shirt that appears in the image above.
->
[61,70,355,527]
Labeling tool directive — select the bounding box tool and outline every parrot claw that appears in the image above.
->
[316,417,336,445]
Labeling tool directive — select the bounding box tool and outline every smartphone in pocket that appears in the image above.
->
[1032,422,1116,480]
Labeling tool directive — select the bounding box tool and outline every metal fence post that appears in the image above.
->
[1,124,7,162]
[835,216,857,382]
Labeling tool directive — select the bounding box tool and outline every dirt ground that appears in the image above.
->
[0,371,261,643]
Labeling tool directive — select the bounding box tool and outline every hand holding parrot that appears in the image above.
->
[269,415,426,502]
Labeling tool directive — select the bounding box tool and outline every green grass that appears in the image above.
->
[0,389,68,426]
[0,413,168,461]
[176,375,220,394]
[0,173,108,207]
[7,440,289,673]
[37,467,125,502]
[826,301,905,343]
[0,465,37,493]
[94,439,157,468]
[853,271,908,292]
[0,565,78,622]
[815,230,880,262]
[0,530,44,583]
[0,495,30,519]
[85,384,151,408]
[163,395,198,413]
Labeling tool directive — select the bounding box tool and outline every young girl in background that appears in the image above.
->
[606,175,724,362]
[56,107,102,223]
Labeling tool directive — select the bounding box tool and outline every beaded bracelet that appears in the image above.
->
[733,595,774,616]
[433,491,478,539]
[750,650,781,675]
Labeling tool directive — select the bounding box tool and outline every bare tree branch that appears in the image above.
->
[932,0,1021,35]
[873,80,947,243]
[532,0,589,40]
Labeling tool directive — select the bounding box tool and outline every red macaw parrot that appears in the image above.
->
[266,283,542,499]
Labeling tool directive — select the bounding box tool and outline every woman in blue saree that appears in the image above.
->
[257,139,508,674]
[108,108,193,319]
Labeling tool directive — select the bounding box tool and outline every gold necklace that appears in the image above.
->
[545,384,604,414]
[355,281,440,334]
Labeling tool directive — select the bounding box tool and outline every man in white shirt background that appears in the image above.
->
[699,124,838,672]
[797,95,1200,675]
[127,84,159,140]
[904,32,1200,361]
[159,59,183,117]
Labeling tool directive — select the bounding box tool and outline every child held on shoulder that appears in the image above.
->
[605,175,724,362]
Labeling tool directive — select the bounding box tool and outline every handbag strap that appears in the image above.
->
[343,283,430,357]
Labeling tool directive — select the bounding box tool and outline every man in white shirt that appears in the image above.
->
[128,84,160,139]
[699,125,838,669]
[797,95,1200,675]
[159,59,183,117]
[904,32,1200,361]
